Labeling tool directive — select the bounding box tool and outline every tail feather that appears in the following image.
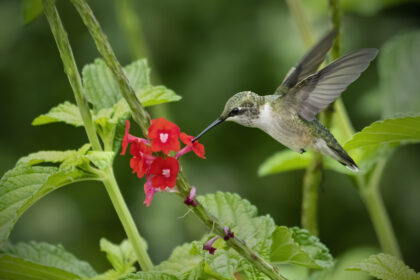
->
[328,145,359,172]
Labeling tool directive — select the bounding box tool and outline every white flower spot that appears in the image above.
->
[160,133,169,143]
[162,168,171,178]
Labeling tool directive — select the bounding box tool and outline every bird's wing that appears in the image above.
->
[293,48,378,121]
[274,29,337,95]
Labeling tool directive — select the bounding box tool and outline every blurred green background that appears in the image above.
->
[1,0,420,274]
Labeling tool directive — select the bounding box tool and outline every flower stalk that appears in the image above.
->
[69,0,289,278]
[42,0,153,271]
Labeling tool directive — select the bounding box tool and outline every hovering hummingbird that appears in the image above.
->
[193,30,378,171]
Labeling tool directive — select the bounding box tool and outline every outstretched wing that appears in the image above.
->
[275,29,337,94]
[295,48,378,121]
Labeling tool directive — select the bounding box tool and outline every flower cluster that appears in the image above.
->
[121,118,205,206]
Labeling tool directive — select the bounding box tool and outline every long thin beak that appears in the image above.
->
[192,118,225,142]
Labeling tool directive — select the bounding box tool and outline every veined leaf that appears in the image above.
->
[1,241,96,279]
[119,272,178,280]
[124,59,151,92]
[347,253,420,280]
[270,226,333,269]
[137,85,181,107]
[197,192,275,259]
[155,243,204,280]
[82,59,121,111]
[16,150,78,166]
[0,165,97,245]
[99,238,136,274]
[258,150,352,177]
[380,31,420,117]
[32,102,83,127]
[344,115,420,150]
[204,248,240,280]
[22,0,43,25]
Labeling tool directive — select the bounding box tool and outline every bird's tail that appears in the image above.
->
[328,144,359,172]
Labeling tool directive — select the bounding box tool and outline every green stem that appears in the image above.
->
[285,0,314,48]
[301,153,322,236]
[42,0,153,270]
[42,0,101,151]
[359,158,402,258]
[70,1,289,278]
[70,0,150,137]
[115,0,150,61]
[102,167,154,270]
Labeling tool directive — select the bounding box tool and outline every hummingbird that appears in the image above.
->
[193,30,378,171]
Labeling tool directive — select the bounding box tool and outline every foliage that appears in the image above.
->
[347,253,420,280]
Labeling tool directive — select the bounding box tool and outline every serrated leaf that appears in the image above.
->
[197,192,275,259]
[119,272,178,280]
[380,31,420,117]
[347,253,420,280]
[1,241,96,278]
[83,59,121,111]
[204,249,240,280]
[89,269,121,280]
[155,243,204,280]
[100,239,136,274]
[22,0,43,24]
[16,150,78,166]
[344,115,420,150]
[270,226,333,269]
[124,59,150,92]
[137,85,181,107]
[32,102,83,127]
[0,165,97,245]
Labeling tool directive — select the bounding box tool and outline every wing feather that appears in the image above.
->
[275,30,337,94]
[296,48,378,121]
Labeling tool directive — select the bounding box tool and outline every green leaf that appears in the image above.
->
[86,151,114,169]
[124,59,151,92]
[258,150,352,177]
[270,226,333,269]
[379,31,420,117]
[197,192,275,259]
[32,101,83,127]
[155,243,204,280]
[16,150,78,166]
[1,241,96,279]
[0,165,97,245]
[82,59,121,111]
[100,239,136,274]
[344,115,420,150]
[204,248,240,280]
[137,85,182,107]
[347,253,420,280]
[22,0,43,24]
[119,272,178,280]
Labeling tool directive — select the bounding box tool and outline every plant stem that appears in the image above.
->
[175,174,288,280]
[42,0,101,151]
[285,0,314,48]
[42,0,153,270]
[69,1,289,278]
[70,0,150,137]
[359,158,402,258]
[102,167,154,270]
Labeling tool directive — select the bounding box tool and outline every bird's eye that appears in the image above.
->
[230,107,240,115]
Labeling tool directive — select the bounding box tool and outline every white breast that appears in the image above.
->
[256,103,305,152]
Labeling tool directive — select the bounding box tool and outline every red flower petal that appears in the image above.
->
[129,142,154,178]
[144,181,156,207]
[179,132,206,159]
[148,118,180,154]
[150,156,179,189]
[121,120,131,155]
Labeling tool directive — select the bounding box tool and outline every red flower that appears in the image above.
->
[178,133,206,159]
[148,118,180,155]
[144,181,156,207]
[129,141,154,178]
[121,120,149,155]
[150,156,179,190]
